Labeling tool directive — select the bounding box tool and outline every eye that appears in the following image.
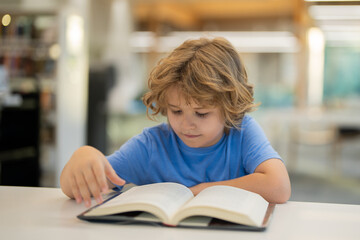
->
[196,112,209,118]
[171,110,182,115]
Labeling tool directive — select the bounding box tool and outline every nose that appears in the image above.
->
[181,114,196,130]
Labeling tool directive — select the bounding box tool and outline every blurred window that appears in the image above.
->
[323,46,360,103]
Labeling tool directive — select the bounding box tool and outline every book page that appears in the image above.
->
[85,182,193,223]
[172,185,268,227]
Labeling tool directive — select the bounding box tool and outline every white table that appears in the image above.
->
[1,186,360,240]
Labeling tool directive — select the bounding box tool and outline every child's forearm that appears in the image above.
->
[191,173,290,203]
[190,159,291,203]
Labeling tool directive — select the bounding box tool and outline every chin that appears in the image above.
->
[185,141,205,148]
[182,140,200,148]
[188,144,202,148]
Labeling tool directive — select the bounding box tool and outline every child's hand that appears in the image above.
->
[189,182,208,196]
[60,146,125,207]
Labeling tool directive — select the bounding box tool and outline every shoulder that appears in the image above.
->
[113,123,171,158]
[240,115,257,127]
[230,115,258,134]
[142,123,172,138]
[228,115,267,143]
[134,123,173,145]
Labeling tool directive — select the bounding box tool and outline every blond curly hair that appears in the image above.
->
[142,37,257,130]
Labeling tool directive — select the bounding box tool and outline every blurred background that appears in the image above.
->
[0,0,359,204]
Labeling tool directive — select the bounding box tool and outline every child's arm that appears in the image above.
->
[60,145,126,207]
[189,158,291,204]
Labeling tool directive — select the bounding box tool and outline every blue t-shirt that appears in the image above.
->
[107,115,281,188]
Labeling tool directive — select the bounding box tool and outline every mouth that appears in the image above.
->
[183,134,201,138]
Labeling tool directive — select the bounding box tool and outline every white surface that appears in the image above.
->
[1,186,360,240]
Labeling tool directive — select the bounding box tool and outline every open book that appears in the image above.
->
[78,182,275,231]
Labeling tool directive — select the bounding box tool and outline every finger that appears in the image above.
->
[69,174,82,204]
[75,173,92,207]
[104,161,126,186]
[92,162,108,194]
[83,167,103,204]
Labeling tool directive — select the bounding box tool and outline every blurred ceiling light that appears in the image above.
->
[309,5,360,20]
[66,15,84,55]
[130,31,299,53]
[49,44,61,60]
[308,27,325,51]
[1,14,11,27]
[307,27,325,107]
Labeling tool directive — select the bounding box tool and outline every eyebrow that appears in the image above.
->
[168,103,207,110]
[168,104,180,109]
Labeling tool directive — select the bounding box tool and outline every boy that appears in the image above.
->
[60,37,291,207]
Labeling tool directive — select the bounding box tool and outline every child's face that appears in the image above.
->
[166,86,225,148]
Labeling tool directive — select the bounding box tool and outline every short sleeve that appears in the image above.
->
[106,129,153,187]
[240,117,282,174]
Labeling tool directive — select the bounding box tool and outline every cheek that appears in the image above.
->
[208,118,225,134]
[167,114,178,128]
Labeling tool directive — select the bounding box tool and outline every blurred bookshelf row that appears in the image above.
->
[0,13,57,186]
